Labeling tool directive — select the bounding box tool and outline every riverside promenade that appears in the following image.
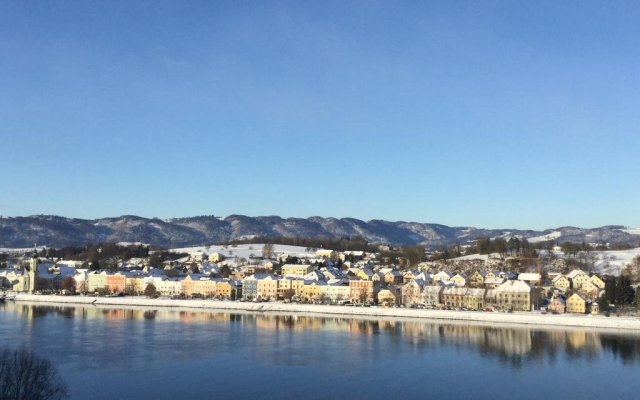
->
[12,293,640,331]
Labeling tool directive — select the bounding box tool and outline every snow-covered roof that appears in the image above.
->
[567,269,588,279]
[495,280,532,293]
[517,273,541,281]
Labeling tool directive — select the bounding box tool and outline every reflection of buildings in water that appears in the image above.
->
[3,302,640,366]
[254,315,325,332]
[485,328,532,356]
[565,330,601,353]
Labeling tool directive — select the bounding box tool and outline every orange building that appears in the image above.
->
[349,279,378,303]
[106,273,126,294]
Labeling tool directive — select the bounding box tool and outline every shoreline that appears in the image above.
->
[11,293,640,331]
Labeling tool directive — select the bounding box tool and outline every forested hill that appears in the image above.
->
[0,215,638,249]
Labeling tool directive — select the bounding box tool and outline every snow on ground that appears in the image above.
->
[116,242,150,247]
[169,244,319,259]
[595,248,640,274]
[621,228,640,235]
[452,254,488,261]
[0,246,47,254]
[528,231,562,243]
[540,247,640,275]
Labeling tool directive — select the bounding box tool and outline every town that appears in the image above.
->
[2,240,639,317]
[0,244,635,314]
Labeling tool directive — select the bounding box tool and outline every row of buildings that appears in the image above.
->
[2,251,606,315]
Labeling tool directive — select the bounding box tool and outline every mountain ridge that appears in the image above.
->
[0,214,638,249]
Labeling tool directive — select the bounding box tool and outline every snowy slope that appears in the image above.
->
[169,244,319,259]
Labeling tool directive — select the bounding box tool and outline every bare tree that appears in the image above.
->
[0,348,68,400]
[262,243,274,259]
[358,288,368,305]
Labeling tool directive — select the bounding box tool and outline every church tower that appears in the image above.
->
[28,250,38,294]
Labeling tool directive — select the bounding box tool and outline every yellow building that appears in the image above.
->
[125,276,146,295]
[256,275,279,301]
[315,249,335,258]
[181,276,217,298]
[208,252,225,262]
[567,270,590,289]
[589,275,605,290]
[214,279,239,299]
[356,269,374,281]
[578,281,600,300]
[484,271,498,281]
[464,288,486,310]
[450,273,468,287]
[378,289,399,306]
[281,264,314,277]
[469,272,486,287]
[552,275,570,291]
[278,277,305,299]
[566,293,589,314]
[302,281,326,302]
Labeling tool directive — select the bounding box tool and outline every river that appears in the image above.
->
[1,302,640,399]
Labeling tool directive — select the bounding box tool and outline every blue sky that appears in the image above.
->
[1,1,639,229]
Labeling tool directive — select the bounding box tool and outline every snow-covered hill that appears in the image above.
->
[0,215,638,249]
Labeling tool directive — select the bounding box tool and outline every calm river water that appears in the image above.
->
[1,302,640,399]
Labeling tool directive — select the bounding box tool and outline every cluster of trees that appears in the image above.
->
[38,243,150,262]
[221,235,379,253]
[561,241,638,254]
[560,242,597,256]
[603,275,637,309]
[148,251,189,269]
[471,237,536,257]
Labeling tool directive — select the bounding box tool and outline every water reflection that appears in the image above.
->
[3,302,640,369]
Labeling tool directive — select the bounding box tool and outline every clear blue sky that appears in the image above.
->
[1,1,639,230]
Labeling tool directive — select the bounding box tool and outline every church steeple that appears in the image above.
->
[28,248,38,294]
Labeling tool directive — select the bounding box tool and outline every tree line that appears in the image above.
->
[221,235,380,253]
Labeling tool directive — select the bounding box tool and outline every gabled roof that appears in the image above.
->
[466,288,486,296]
[442,287,468,295]
[282,264,312,270]
[567,269,588,279]
[495,280,532,293]
[423,285,444,294]
[568,293,589,303]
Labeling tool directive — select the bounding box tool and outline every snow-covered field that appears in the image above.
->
[451,253,503,261]
[528,231,563,243]
[0,246,47,254]
[621,228,640,236]
[595,248,640,274]
[169,244,319,259]
[451,247,640,275]
[12,294,640,331]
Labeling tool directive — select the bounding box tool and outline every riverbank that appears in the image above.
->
[12,293,640,330]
